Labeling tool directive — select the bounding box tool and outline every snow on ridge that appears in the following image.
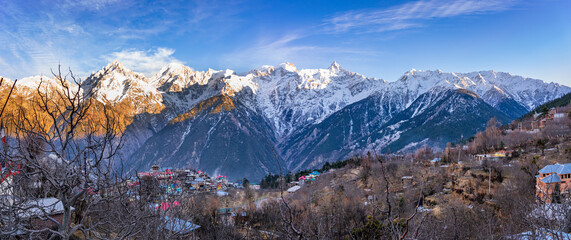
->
[25,60,568,136]
[89,61,568,135]
[151,62,212,91]
[329,61,341,72]
[16,75,54,89]
[393,69,571,110]
[12,75,83,97]
[278,62,298,72]
[221,72,258,96]
[247,62,386,136]
[82,60,164,113]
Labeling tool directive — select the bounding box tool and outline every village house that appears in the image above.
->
[536,163,571,203]
[287,185,301,193]
[401,176,414,189]
[430,157,441,165]
[162,216,200,238]
[475,150,513,164]
[511,228,571,239]
[18,197,75,232]
[249,183,260,190]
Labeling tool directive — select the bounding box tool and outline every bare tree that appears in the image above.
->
[0,67,131,239]
[415,146,433,160]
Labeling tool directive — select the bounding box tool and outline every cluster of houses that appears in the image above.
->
[129,164,240,196]
[124,163,267,236]
[0,162,209,238]
[285,170,324,193]
[296,170,321,184]
[534,107,567,129]
[508,107,568,133]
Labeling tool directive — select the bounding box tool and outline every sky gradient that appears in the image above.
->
[1,0,570,85]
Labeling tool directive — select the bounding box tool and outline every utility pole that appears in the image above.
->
[488,166,491,198]
[458,134,463,163]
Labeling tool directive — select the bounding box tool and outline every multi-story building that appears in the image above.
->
[536,163,571,203]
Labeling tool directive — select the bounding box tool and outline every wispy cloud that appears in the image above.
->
[222,0,518,72]
[59,0,122,11]
[104,48,184,77]
[0,0,248,79]
[109,24,171,40]
[222,33,380,71]
[325,0,518,33]
[222,34,324,68]
[0,2,72,78]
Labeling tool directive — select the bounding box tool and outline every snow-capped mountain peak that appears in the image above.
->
[106,60,124,71]
[405,68,418,76]
[329,61,341,72]
[151,62,208,92]
[278,62,298,72]
[98,60,148,81]
[249,65,275,77]
[221,73,258,97]
[81,61,164,115]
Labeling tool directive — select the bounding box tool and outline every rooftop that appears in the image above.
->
[540,173,561,184]
[163,216,200,234]
[19,197,74,218]
[538,163,571,175]
[287,185,301,193]
[511,228,571,240]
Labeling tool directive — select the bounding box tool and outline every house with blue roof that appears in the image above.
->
[536,163,571,203]
[510,228,571,239]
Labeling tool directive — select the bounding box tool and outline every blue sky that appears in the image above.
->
[1,0,570,85]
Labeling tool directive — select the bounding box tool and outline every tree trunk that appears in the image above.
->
[60,204,72,239]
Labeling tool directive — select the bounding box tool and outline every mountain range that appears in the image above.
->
[2,61,569,180]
